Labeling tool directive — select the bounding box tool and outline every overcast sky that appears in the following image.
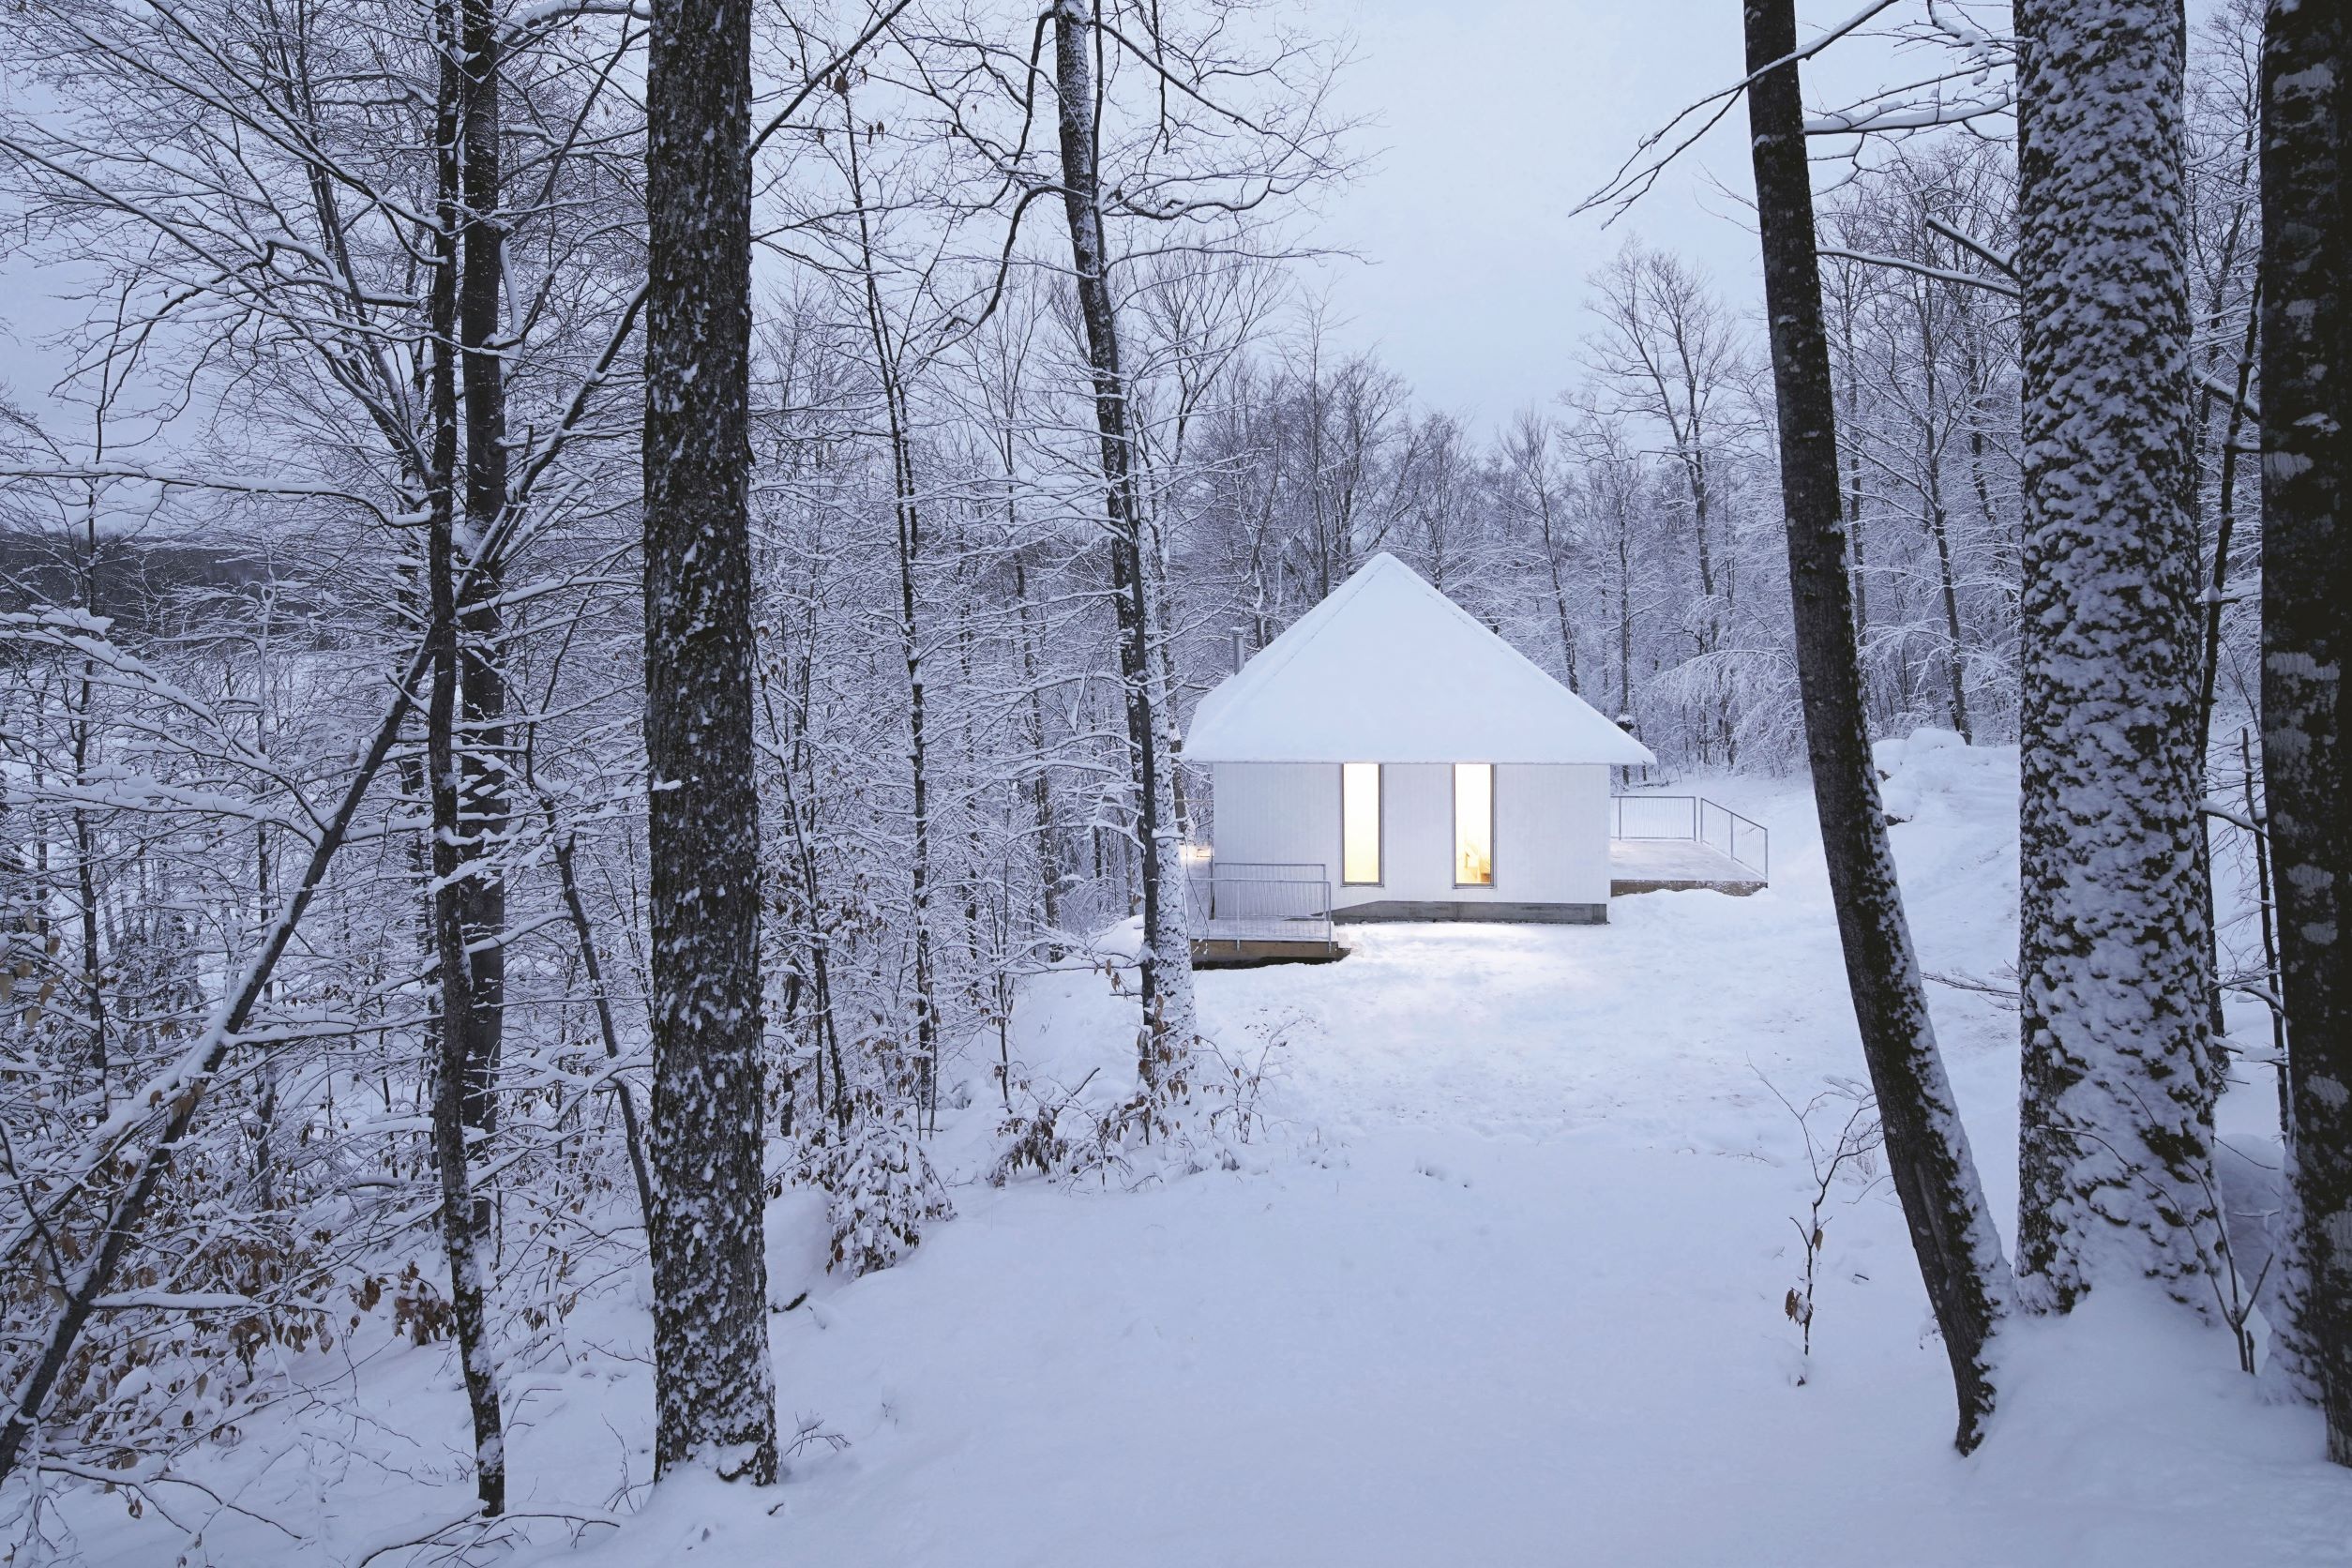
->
[0,2,1962,445]
[1299,0,1937,429]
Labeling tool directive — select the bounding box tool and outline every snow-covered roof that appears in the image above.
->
[1184,553,1657,766]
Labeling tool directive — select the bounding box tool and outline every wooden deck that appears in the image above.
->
[1190,936,1347,969]
[1608,838,1767,897]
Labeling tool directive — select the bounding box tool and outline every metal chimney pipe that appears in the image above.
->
[1230,628,1247,673]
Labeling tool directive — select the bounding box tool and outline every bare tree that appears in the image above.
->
[1583,243,1747,764]
[1502,410,1583,692]
[1046,0,1201,1109]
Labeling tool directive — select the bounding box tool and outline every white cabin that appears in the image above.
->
[1184,553,1656,927]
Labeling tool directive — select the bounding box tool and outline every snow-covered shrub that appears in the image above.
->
[795,1110,954,1278]
[990,1072,1131,1187]
[1198,1008,1309,1146]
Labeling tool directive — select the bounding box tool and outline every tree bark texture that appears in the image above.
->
[1744,0,2013,1453]
[2013,0,2221,1312]
[2260,0,2351,1463]
[642,0,778,1484]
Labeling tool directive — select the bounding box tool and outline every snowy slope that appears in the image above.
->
[48,740,2352,1567]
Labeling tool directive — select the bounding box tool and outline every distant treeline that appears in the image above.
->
[0,529,309,628]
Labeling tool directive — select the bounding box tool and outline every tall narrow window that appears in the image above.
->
[1342,762,1381,884]
[1454,762,1494,886]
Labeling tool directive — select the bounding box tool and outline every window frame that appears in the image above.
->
[1340,761,1384,886]
[1452,761,1497,889]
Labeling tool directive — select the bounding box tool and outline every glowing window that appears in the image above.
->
[1342,762,1381,884]
[1454,763,1494,886]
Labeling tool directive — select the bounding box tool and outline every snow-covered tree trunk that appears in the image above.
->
[455,0,509,1138]
[641,0,778,1484]
[425,15,505,1511]
[1743,0,2013,1452]
[2259,0,2350,1461]
[2013,0,2221,1312]
[1048,0,1199,1106]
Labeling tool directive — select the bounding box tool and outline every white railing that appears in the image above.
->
[1183,857,1335,946]
[1609,794,1769,878]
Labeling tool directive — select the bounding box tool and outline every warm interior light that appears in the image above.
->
[1342,762,1380,884]
[1455,762,1493,886]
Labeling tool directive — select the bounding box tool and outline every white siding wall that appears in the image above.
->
[1209,763,1339,884]
[1501,762,1610,905]
[1379,763,1452,905]
[1210,761,1609,910]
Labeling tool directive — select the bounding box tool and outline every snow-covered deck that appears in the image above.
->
[1609,836,1768,896]
[1185,860,1341,965]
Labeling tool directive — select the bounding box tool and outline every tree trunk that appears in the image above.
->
[456,0,509,1140]
[1838,300,1874,656]
[1048,0,1199,1106]
[2259,0,2350,1462]
[2192,294,2266,1074]
[844,95,942,1131]
[2013,0,2220,1313]
[1743,0,2013,1453]
[641,0,778,1484]
[1012,545,1066,939]
[543,802,658,1243]
[426,13,504,1512]
[1922,475,1972,744]
[1615,517,1635,723]
[1531,472,1582,692]
[72,503,108,1114]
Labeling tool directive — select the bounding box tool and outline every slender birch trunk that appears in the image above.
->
[841,93,942,1130]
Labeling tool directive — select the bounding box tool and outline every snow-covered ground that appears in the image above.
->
[50,736,2352,1566]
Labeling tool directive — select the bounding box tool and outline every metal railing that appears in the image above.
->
[1610,794,1770,879]
[1183,857,1336,946]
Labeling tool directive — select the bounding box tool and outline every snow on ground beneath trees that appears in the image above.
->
[53,732,2352,1567]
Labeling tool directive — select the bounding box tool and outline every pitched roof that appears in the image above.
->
[1183,553,1656,766]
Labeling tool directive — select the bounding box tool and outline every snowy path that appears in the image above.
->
[66,741,2352,1567]
[591,743,2351,1568]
